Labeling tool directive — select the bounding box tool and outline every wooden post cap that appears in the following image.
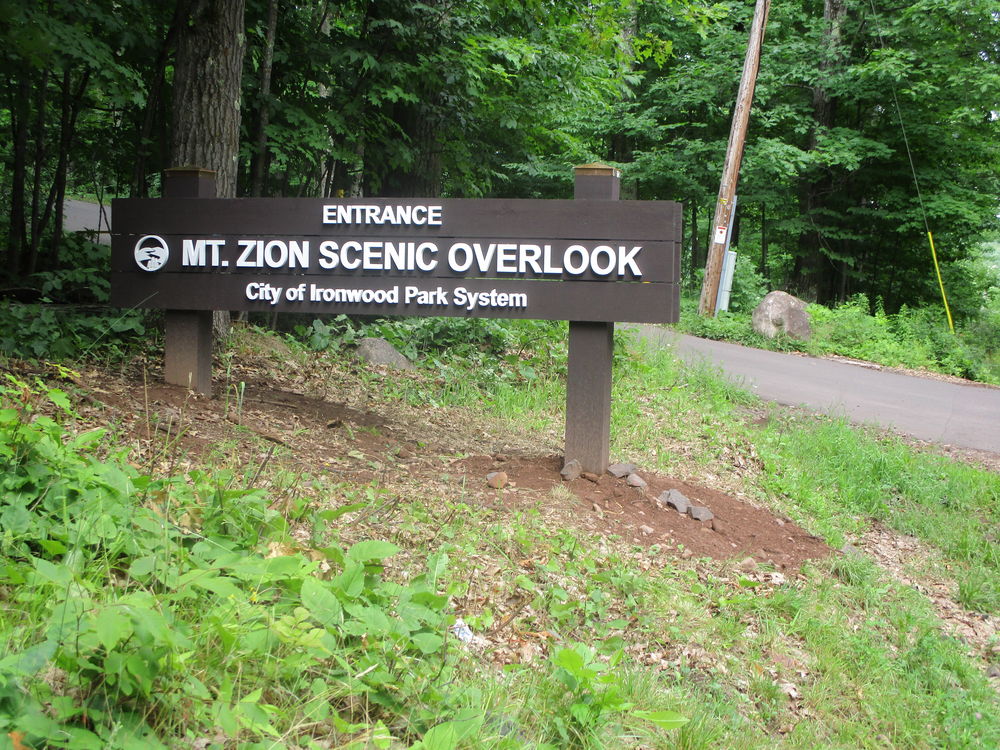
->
[164,166,217,178]
[574,163,621,178]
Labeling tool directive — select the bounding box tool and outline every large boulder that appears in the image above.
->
[752,291,812,340]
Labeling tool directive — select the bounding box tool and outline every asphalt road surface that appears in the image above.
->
[66,199,998,454]
[64,198,111,244]
[630,324,1000,454]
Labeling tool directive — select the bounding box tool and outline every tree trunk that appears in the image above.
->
[249,0,278,197]
[171,0,246,200]
[49,70,91,262]
[171,0,246,338]
[132,7,183,197]
[689,202,699,284]
[759,202,769,283]
[26,70,49,274]
[6,78,31,277]
[794,0,846,301]
[379,105,442,197]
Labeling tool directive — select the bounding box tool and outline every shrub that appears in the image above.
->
[0,377,463,748]
[0,234,148,361]
[727,253,769,313]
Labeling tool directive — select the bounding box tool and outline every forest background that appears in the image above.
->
[1,0,998,374]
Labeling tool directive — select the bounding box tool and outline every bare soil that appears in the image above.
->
[456,454,829,570]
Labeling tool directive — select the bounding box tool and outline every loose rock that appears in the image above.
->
[607,462,638,478]
[581,472,600,483]
[354,337,414,370]
[660,489,690,514]
[626,472,647,489]
[486,471,508,489]
[560,459,582,481]
[639,525,655,536]
[688,506,714,522]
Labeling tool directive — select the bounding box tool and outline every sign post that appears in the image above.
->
[163,167,216,394]
[565,164,620,474]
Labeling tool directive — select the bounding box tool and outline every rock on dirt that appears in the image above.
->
[354,337,413,370]
[486,471,508,489]
[560,459,582,481]
[660,489,690,514]
[607,462,638,478]
[688,506,714,522]
[626,472,648,489]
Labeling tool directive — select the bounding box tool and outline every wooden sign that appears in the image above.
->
[111,197,681,324]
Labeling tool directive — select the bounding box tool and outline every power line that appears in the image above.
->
[867,0,954,332]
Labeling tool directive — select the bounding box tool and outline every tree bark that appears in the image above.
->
[132,6,183,197]
[794,0,846,301]
[249,0,278,197]
[689,202,699,284]
[6,78,31,277]
[759,202,769,283]
[171,0,246,200]
[171,0,246,338]
[27,70,49,273]
[49,70,91,262]
[378,104,442,197]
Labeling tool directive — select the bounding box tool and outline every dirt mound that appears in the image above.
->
[456,455,829,570]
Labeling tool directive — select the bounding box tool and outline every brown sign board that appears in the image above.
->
[111,198,681,324]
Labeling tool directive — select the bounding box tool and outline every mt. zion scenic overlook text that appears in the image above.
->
[111,198,682,324]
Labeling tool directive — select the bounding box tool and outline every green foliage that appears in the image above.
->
[726,253,769,314]
[0,377,464,747]
[297,315,569,393]
[0,234,147,361]
[547,643,688,746]
[804,296,1000,383]
[674,290,1000,384]
[626,0,1000,308]
[0,301,147,361]
[755,414,1000,590]
[676,297,800,352]
[32,234,113,304]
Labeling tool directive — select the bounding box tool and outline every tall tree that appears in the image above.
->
[170,0,246,338]
[614,0,1000,311]
[171,0,246,199]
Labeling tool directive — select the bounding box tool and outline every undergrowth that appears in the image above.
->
[0,374,689,749]
[673,293,1000,385]
[0,376,464,748]
[0,235,149,361]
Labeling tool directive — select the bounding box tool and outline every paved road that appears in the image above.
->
[64,198,111,244]
[629,324,1000,454]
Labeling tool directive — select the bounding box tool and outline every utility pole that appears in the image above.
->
[698,0,770,316]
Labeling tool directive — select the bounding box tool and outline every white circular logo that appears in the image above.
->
[134,234,169,272]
